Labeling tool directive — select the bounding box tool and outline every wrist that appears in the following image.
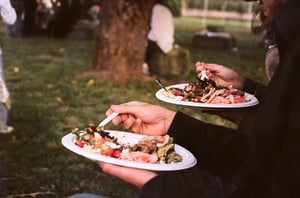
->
[136,171,158,189]
[165,110,176,133]
[243,77,259,95]
[239,75,246,90]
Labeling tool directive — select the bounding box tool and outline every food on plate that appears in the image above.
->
[71,124,182,164]
[164,78,249,104]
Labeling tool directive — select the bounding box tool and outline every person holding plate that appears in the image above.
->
[193,0,281,125]
[95,0,300,198]
[70,0,300,197]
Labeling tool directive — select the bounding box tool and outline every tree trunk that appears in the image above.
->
[93,0,155,82]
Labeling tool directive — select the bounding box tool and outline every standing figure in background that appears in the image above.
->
[36,0,49,32]
[0,0,16,134]
[6,0,24,38]
[143,0,174,75]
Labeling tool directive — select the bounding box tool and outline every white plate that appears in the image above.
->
[155,83,259,110]
[61,130,197,171]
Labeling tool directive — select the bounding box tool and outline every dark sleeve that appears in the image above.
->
[138,112,250,198]
[168,112,250,177]
[243,77,266,100]
[139,167,231,198]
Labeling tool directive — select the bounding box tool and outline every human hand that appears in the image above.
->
[106,101,176,136]
[97,161,157,189]
[196,62,245,90]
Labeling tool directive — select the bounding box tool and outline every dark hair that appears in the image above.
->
[251,0,284,46]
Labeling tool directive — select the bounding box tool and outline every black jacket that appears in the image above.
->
[139,0,300,197]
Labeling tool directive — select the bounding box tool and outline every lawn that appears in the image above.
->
[0,17,266,198]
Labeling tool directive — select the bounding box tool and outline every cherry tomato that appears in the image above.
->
[76,140,85,148]
[112,150,121,158]
[172,89,181,96]
[102,148,114,156]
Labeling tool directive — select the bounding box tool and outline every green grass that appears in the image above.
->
[0,17,266,198]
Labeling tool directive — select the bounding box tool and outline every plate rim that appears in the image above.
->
[155,83,259,109]
[61,130,197,171]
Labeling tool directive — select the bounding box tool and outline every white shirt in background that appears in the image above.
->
[0,0,16,106]
[0,0,16,25]
[0,0,16,55]
[147,4,174,54]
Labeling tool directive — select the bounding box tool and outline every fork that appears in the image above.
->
[200,69,209,81]
[98,112,119,130]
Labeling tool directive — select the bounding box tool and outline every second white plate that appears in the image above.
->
[155,83,259,110]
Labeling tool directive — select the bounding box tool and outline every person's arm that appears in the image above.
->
[138,112,250,198]
[243,77,266,100]
[108,101,249,173]
[101,102,249,192]
[168,112,249,174]
[139,167,220,198]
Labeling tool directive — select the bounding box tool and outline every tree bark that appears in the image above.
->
[93,0,155,82]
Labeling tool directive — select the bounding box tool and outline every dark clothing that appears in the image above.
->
[140,112,250,198]
[243,77,265,100]
[139,0,300,197]
[140,167,235,198]
[7,0,24,38]
[145,40,165,75]
[11,0,24,13]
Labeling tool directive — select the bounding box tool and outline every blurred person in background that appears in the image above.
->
[143,0,174,75]
[0,0,16,134]
[6,0,24,38]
